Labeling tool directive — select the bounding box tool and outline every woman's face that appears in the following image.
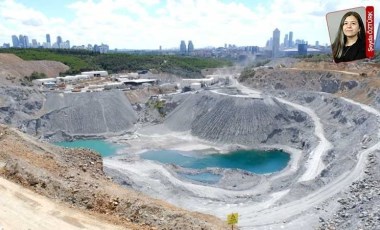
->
[343,15,360,38]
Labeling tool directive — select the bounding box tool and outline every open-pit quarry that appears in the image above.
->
[0,56,380,230]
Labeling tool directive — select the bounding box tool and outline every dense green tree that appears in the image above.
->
[0,48,232,78]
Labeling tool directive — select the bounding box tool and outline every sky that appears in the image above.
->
[0,0,379,50]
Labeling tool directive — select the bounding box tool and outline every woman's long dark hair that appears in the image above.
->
[332,11,366,59]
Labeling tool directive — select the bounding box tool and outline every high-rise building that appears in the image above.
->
[31,39,38,48]
[57,36,62,48]
[266,38,273,49]
[19,35,25,48]
[375,22,380,51]
[23,35,29,48]
[46,34,51,44]
[288,31,293,47]
[284,34,289,48]
[180,40,187,54]
[11,35,19,48]
[188,40,194,54]
[272,28,280,58]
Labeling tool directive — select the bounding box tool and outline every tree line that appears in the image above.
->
[0,48,232,78]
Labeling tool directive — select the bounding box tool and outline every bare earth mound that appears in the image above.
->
[0,53,69,85]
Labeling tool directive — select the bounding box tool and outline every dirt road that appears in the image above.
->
[0,176,124,230]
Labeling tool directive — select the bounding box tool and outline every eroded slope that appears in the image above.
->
[164,91,314,149]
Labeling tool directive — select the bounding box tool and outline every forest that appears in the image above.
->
[0,48,232,78]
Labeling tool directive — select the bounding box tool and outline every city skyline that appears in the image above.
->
[9,32,108,50]
[0,0,379,50]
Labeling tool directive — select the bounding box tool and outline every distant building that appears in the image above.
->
[298,43,307,55]
[181,77,216,88]
[283,34,288,48]
[23,35,29,48]
[12,35,19,48]
[245,46,259,53]
[180,40,187,55]
[188,40,194,54]
[8,33,108,51]
[272,28,280,58]
[266,38,273,50]
[46,34,51,44]
[92,44,109,53]
[57,36,62,48]
[288,31,293,47]
[19,35,25,48]
[283,47,322,56]
[31,39,38,48]
[81,71,108,77]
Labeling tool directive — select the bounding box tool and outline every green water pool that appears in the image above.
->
[55,139,123,157]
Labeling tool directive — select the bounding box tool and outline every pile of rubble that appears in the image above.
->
[318,151,380,230]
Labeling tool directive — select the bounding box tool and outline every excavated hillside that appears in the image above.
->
[245,59,380,107]
[0,124,229,229]
[29,91,138,140]
[0,86,45,127]
[164,91,314,149]
[1,56,380,229]
[0,87,138,141]
[0,53,69,85]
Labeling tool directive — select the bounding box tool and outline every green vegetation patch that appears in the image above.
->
[0,48,232,78]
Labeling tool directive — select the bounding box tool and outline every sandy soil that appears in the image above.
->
[0,176,123,230]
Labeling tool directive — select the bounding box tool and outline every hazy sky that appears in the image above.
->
[0,0,379,50]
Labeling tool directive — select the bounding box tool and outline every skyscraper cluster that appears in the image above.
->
[179,40,194,55]
[8,33,109,53]
[11,33,70,49]
[12,35,29,48]
[268,30,295,50]
[265,28,317,57]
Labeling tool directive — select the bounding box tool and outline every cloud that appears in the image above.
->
[1,0,379,49]
[0,0,47,26]
[0,0,67,44]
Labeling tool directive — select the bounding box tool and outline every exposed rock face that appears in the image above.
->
[31,90,138,140]
[0,86,45,127]
[164,91,313,148]
[0,87,138,141]
[243,68,360,94]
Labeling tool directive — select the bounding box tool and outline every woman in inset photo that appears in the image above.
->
[331,11,366,63]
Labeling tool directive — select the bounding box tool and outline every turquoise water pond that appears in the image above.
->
[141,149,290,174]
[55,139,122,157]
[55,140,290,183]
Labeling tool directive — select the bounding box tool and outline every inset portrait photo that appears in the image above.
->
[326,7,367,63]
